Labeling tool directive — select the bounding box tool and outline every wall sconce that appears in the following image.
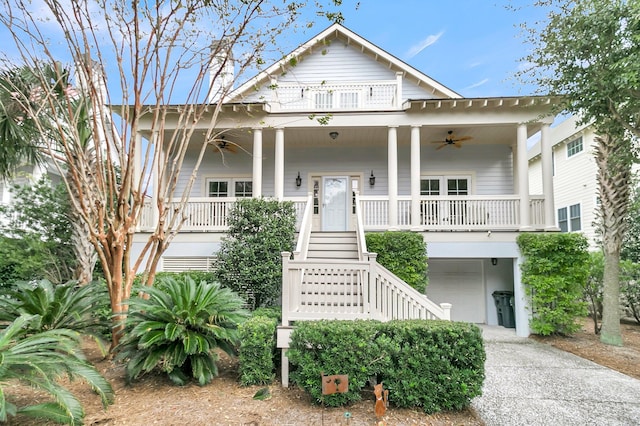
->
[491,258,498,266]
[369,170,376,186]
[295,172,302,187]
[329,131,339,140]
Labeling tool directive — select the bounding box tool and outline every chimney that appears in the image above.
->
[209,39,234,104]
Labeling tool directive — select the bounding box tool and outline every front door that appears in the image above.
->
[322,176,349,231]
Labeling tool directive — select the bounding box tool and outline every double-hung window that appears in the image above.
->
[558,203,581,232]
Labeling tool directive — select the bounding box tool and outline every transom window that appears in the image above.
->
[558,203,581,232]
[206,178,252,197]
[567,136,583,158]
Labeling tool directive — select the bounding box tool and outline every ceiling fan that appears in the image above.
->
[431,130,473,150]
[214,136,237,154]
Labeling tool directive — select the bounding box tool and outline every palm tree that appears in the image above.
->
[0,315,114,424]
[0,64,48,179]
[0,62,97,284]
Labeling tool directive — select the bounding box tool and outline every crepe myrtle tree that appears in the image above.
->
[520,0,640,346]
[0,0,346,350]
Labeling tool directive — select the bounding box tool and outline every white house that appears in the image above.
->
[529,115,639,249]
[129,23,559,353]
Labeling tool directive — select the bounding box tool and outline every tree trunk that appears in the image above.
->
[71,210,97,284]
[595,133,632,346]
[601,247,622,345]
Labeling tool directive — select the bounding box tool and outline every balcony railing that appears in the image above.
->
[270,80,400,112]
[138,195,546,232]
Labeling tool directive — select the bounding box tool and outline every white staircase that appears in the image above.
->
[306,231,359,260]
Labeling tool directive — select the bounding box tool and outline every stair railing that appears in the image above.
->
[354,191,369,261]
[292,193,313,260]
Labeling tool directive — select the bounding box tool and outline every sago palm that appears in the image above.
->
[0,315,114,425]
[116,276,249,385]
[0,279,110,342]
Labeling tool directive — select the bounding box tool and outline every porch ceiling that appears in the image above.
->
[184,124,527,153]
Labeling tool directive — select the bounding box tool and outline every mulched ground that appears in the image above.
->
[6,318,639,425]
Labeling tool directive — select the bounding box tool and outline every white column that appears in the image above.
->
[388,126,398,229]
[410,125,421,229]
[252,128,263,198]
[517,124,531,230]
[512,143,519,193]
[540,122,556,229]
[151,130,161,226]
[133,133,142,191]
[514,255,531,337]
[274,128,284,200]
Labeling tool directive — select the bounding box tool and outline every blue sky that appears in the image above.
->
[285,0,548,98]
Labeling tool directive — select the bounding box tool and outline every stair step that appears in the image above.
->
[306,251,359,259]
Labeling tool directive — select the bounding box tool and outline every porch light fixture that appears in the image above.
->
[295,172,302,187]
[369,170,376,186]
[329,131,339,140]
[491,258,498,266]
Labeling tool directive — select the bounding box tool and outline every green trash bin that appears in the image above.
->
[492,291,515,328]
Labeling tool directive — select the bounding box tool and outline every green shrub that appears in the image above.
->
[517,233,589,335]
[0,315,114,424]
[288,320,386,406]
[584,251,605,333]
[116,275,249,385]
[620,261,640,324]
[365,231,428,293]
[0,177,76,285]
[0,279,110,341]
[238,315,278,386]
[378,320,485,412]
[215,198,296,309]
[287,320,484,413]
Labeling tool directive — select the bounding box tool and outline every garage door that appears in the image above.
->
[426,259,485,323]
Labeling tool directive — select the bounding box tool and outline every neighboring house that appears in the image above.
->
[129,23,559,355]
[529,115,639,250]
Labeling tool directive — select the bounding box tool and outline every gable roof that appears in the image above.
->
[528,115,591,161]
[230,23,462,101]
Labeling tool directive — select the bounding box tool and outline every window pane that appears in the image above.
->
[447,179,468,195]
[558,207,568,232]
[420,179,440,195]
[569,203,581,231]
[567,137,583,157]
[208,181,228,197]
[235,181,252,197]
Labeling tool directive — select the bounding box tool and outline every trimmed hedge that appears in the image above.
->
[238,314,278,386]
[365,231,428,293]
[287,320,485,413]
[517,233,589,335]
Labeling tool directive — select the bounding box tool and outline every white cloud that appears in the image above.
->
[464,78,489,90]
[405,31,444,59]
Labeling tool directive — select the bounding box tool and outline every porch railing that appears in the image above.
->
[271,79,400,112]
[138,196,308,232]
[138,195,546,232]
[360,195,546,230]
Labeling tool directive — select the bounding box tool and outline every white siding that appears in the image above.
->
[244,37,436,103]
[530,121,599,248]
[553,131,598,247]
[174,142,514,198]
